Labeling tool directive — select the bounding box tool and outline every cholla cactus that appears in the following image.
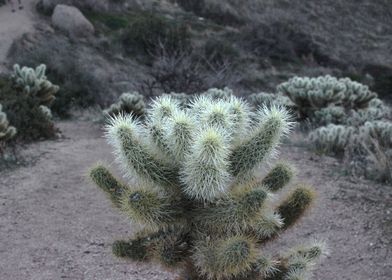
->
[39,105,53,121]
[0,104,17,142]
[308,124,355,154]
[164,92,191,108]
[312,106,346,126]
[340,78,377,109]
[90,95,325,279]
[248,92,293,109]
[277,75,383,125]
[12,64,59,106]
[104,92,146,118]
[277,75,346,117]
[359,121,392,148]
[202,87,234,100]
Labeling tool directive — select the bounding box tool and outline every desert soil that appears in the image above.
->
[0,120,391,280]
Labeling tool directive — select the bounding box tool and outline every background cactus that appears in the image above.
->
[90,95,325,279]
[0,104,17,142]
[202,87,234,100]
[248,92,294,110]
[276,75,387,126]
[12,64,59,107]
[0,65,59,141]
[103,92,146,118]
[309,124,356,155]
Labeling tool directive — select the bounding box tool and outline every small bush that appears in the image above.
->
[121,12,190,57]
[176,0,244,25]
[203,38,239,65]
[86,12,129,31]
[242,20,327,64]
[138,46,238,96]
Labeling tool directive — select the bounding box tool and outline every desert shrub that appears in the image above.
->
[87,12,129,31]
[0,66,58,142]
[89,94,325,279]
[121,12,190,57]
[361,140,392,183]
[242,20,327,64]
[175,0,244,25]
[139,46,238,96]
[103,92,146,118]
[0,0,6,6]
[203,38,239,65]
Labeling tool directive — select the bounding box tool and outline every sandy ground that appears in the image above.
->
[0,120,391,280]
[0,0,37,72]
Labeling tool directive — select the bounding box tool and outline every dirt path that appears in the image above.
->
[0,0,37,72]
[0,120,391,280]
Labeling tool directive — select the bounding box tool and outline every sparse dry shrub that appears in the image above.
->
[121,12,190,57]
[241,20,327,64]
[138,45,238,96]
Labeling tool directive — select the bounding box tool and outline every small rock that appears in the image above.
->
[51,5,94,38]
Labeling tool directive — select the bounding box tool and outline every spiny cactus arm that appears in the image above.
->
[229,106,293,179]
[106,115,180,190]
[266,242,326,280]
[112,238,151,261]
[199,101,233,130]
[248,212,283,240]
[120,188,184,229]
[277,186,315,230]
[0,105,17,141]
[112,229,163,262]
[36,81,58,106]
[192,235,258,280]
[165,109,194,162]
[146,96,181,159]
[34,64,47,80]
[252,255,280,279]
[89,165,129,209]
[262,162,294,192]
[181,126,231,202]
[226,96,252,142]
[148,95,179,121]
[113,227,190,265]
[193,187,268,233]
[152,227,190,267]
